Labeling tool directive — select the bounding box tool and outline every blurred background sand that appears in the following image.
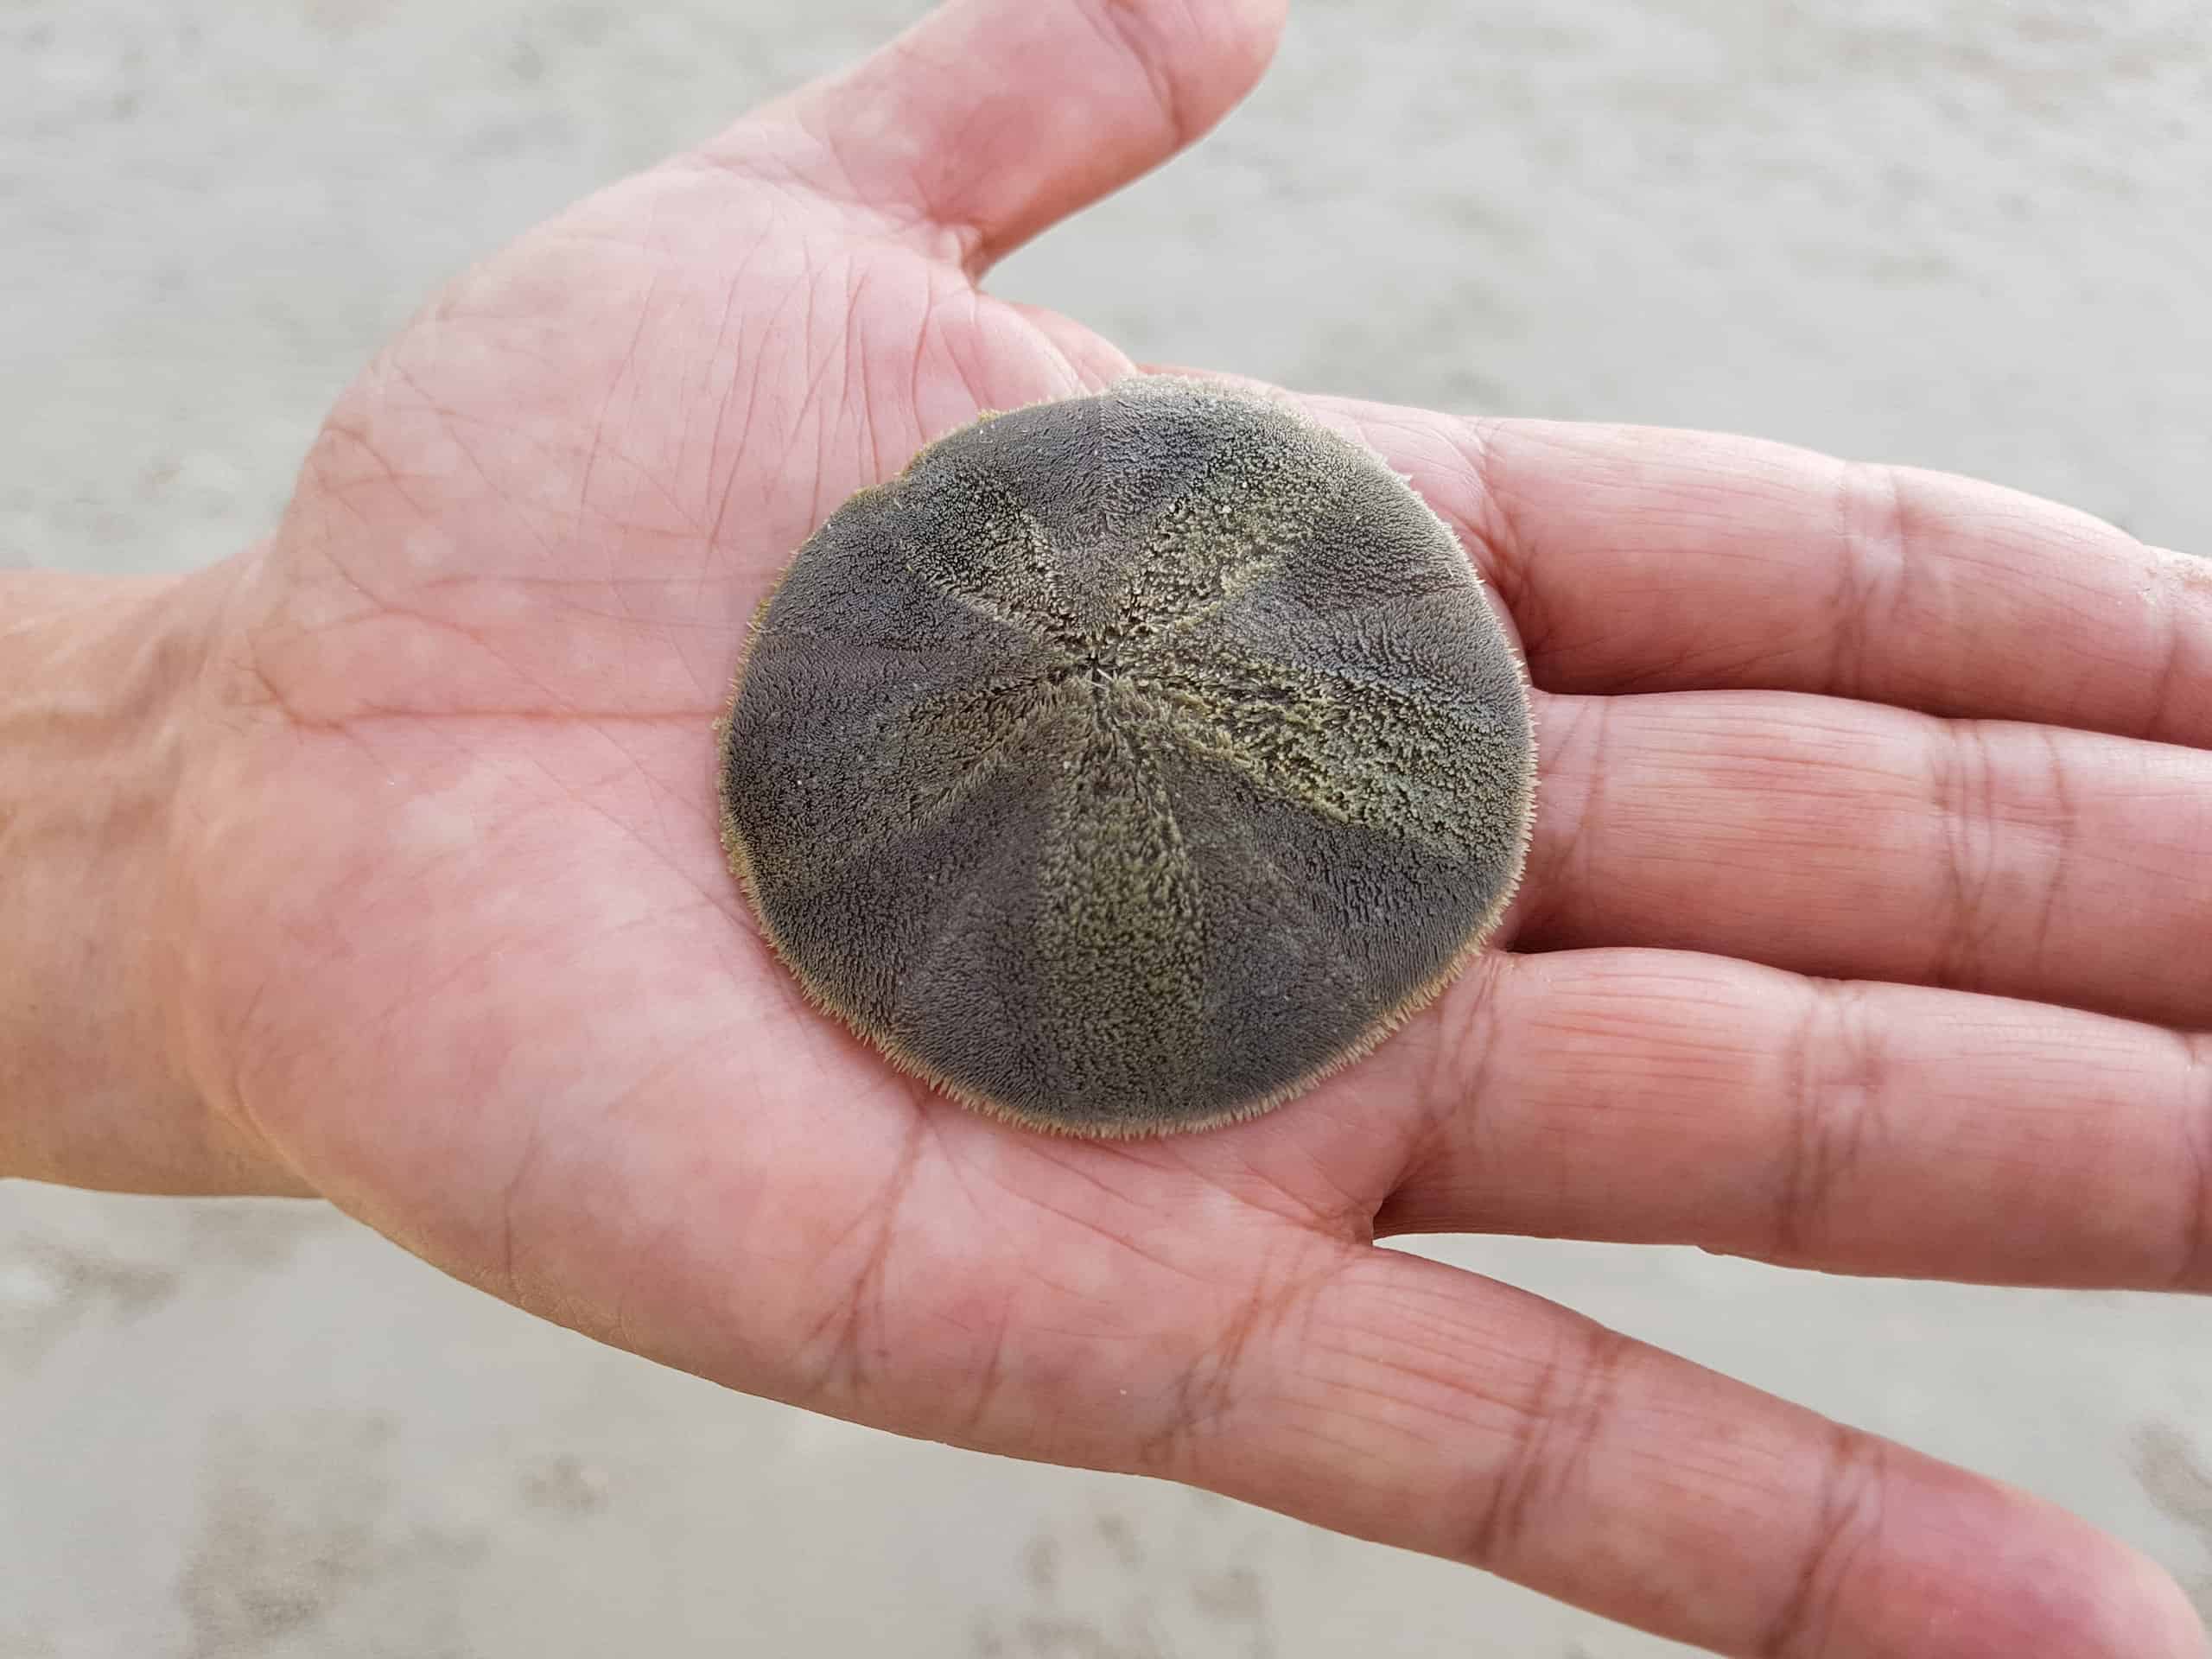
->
[3,2,2209,1655]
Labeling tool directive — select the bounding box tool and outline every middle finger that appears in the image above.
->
[1508,687,2212,1028]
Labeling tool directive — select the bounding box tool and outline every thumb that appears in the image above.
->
[709,0,1287,276]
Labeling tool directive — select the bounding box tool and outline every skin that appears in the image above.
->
[721,378,1536,1135]
[3,2,2210,1654]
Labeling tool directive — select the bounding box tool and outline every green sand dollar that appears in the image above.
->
[718,377,1535,1136]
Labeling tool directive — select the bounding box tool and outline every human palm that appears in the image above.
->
[165,3,2211,1656]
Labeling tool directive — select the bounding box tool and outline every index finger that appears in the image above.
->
[1322,399,2212,746]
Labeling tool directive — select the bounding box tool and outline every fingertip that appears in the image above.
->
[1869,1470,2209,1659]
[2006,1541,2207,1659]
[2093,1542,2209,1659]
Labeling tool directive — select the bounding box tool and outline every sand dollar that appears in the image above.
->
[718,377,1535,1136]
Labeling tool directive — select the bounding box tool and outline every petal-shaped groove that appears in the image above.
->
[1033,692,1211,1122]
[1135,650,1516,859]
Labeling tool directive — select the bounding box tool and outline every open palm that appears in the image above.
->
[163,3,2212,1656]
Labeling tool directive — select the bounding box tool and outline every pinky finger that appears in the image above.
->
[1159,1245,2205,1659]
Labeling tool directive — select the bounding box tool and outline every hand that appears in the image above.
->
[83,1,2212,1653]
